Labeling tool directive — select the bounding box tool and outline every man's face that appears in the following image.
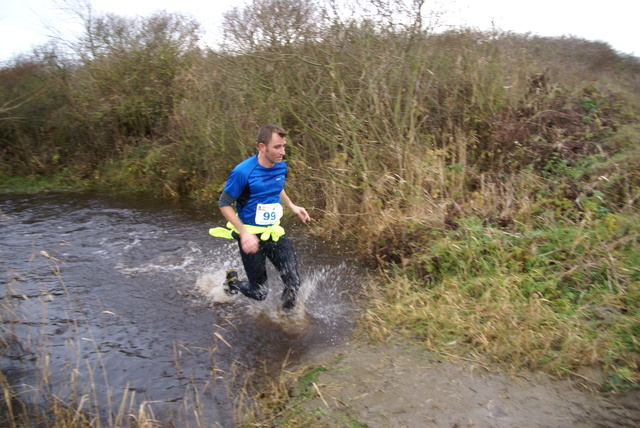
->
[259,133,286,166]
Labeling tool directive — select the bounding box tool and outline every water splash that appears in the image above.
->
[194,262,357,337]
[194,272,238,304]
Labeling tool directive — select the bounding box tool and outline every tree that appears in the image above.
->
[222,0,321,51]
[70,11,201,142]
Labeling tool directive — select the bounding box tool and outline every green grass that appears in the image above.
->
[0,172,87,192]
[363,213,639,389]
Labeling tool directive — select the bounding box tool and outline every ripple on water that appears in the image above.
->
[0,192,361,426]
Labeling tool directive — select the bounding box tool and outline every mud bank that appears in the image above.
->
[304,342,639,427]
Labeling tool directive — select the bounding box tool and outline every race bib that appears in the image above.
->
[255,203,283,225]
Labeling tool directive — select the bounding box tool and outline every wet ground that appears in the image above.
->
[305,341,640,427]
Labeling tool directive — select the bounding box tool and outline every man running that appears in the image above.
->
[214,124,311,312]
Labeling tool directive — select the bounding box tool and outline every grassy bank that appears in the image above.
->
[364,212,639,385]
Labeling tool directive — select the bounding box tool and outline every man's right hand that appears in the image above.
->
[220,205,260,254]
[240,231,260,254]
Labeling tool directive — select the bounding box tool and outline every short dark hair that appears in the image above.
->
[257,124,287,146]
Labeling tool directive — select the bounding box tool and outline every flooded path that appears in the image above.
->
[0,192,360,426]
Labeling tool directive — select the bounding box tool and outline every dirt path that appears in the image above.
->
[304,341,639,427]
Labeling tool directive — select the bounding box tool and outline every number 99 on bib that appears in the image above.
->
[255,203,283,225]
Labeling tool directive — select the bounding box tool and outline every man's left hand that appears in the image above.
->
[293,206,311,223]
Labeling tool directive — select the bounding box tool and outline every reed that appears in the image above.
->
[231,360,349,428]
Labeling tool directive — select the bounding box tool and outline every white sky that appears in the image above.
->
[0,0,637,62]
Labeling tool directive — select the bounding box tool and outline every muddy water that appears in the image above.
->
[0,192,360,426]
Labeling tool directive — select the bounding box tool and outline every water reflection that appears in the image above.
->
[0,191,360,426]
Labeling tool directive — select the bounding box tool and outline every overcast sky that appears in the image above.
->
[0,0,637,62]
